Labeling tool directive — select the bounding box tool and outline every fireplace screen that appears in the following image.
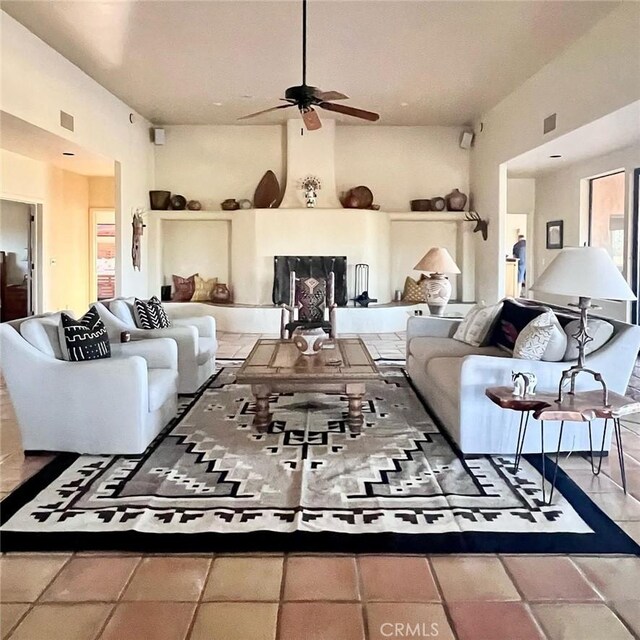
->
[272,256,348,306]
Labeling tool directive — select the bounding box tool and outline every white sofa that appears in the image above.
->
[0,313,179,454]
[406,313,640,455]
[96,298,218,394]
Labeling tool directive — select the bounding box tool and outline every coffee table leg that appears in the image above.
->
[252,384,272,433]
[346,383,366,434]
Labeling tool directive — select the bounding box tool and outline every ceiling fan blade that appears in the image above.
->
[301,107,322,131]
[318,101,379,122]
[238,103,296,120]
[313,89,349,101]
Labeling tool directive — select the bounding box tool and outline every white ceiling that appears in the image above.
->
[506,101,640,177]
[1,1,618,126]
[1,112,115,176]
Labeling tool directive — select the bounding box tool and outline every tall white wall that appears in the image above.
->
[533,144,640,321]
[0,12,154,299]
[153,124,470,212]
[470,3,640,303]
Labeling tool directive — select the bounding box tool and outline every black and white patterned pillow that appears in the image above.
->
[58,306,111,362]
[133,296,171,329]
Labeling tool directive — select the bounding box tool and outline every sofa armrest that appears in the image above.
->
[407,316,462,340]
[170,316,216,338]
[111,338,178,370]
[130,325,198,357]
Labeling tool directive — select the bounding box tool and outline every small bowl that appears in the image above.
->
[410,199,431,212]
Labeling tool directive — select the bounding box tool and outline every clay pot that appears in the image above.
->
[149,190,171,210]
[170,195,187,210]
[410,199,431,212]
[187,200,202,211]
[221,199,240,211]
[445,188,468,211]
[431,197,446,212]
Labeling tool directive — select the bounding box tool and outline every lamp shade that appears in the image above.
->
[414,247,461,274]
[532,246,636,300]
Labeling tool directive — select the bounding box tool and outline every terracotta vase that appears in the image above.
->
[445,188,468,211]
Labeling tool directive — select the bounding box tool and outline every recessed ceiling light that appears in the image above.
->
[212,102,223,107]
[62,152,75,156]
[549,154,562,158]
[400,102,409,107]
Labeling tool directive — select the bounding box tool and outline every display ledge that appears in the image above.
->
[150,210,468,222]
[165,301,474,333]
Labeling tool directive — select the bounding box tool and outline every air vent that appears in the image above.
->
[543,113,557,135]
[60,111,74,132]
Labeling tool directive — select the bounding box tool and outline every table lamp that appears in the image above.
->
[414,247,461,316]
[531,246,636,405]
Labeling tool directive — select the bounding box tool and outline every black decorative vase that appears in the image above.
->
[149,190,171,210]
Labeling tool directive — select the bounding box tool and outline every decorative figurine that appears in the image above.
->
[512,371,538,397]
[299,175,322,208]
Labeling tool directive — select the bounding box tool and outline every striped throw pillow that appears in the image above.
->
[133,296,171,329]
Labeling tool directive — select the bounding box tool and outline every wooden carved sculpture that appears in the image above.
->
[131,210,145,270]
[464,211,489,241]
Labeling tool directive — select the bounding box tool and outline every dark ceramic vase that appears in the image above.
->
[170,195,187,210]
[431,197,446,211]
[149,190,171,210]
[445,188,468,211]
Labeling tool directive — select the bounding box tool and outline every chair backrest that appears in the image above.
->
[290,271,335,323]
[103,298,136,328]
[19,314,65,359]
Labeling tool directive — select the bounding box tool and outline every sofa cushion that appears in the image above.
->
[453,302,503,347]
[408,336,507,365]
[489,298,549,352]
[109,299,136,327]
[402,276,428,303]
[513,313,556,360]
[147,369,177,412]
[58,307,111,362]
[133,296,171,329]
[563,318,614,361]
[20,315,64,359]
[197,337,217,365]
[191,275,218,302]
[172,273,198,302]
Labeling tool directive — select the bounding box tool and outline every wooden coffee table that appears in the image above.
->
[235,338,381,433]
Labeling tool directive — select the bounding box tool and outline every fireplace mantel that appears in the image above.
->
[148,209,475,305]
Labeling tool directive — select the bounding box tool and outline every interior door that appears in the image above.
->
[632,168,639,325]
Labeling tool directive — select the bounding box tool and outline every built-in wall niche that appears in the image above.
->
[390,219,460,299]
[161,219,231,289]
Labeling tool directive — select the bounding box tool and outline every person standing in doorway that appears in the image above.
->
[512,234,526,296]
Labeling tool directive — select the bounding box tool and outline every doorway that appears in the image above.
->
[0,199,36,321]
[632,168,639,325]
[89,208,116,302]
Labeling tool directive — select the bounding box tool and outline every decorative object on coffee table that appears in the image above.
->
[221,199,240,210]
[236,338,380,433]
[464,211,489,240]
[292,325,327,355]
[254,170,281,208]
[532,246,636,405]
[149,190,171,210]
[445,188,467,211]
[414,247,461,316]
[170,194,187,210]
[486,386,638,504]
[187,200,202,211]
[430,197,446,211]
[410,199,431,212]
[546,220,564,249]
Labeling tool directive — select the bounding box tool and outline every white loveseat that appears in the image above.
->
[406,313,640,455]
[96,298,218,394]
[0,313,179,454]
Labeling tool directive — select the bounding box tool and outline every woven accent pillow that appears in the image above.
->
[563,318,614,361]
[133,296,171,329]
[58,306,111,361]
[453,302,503,347]
[513,312,555,360]
[191,275,218,302]
[172,273,198,302]
[489,298,549,352]
[401,276,428,303]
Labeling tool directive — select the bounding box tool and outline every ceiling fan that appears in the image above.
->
[238,0,380,130]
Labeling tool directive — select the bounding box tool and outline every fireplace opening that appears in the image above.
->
[272,256,348,306]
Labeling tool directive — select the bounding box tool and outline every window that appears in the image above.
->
[588,171,625,269]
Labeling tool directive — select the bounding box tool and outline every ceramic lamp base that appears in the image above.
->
[425,273,452,316]
[292,327,327,355]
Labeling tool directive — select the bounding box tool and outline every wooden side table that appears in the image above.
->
[485,386,639,504]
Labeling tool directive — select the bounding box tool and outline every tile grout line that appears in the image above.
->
[426,556,460,640]
[178,554,213,640]
[274,553,289,640]
[354,556,369,640]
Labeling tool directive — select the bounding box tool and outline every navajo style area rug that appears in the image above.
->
[2,367,638,554]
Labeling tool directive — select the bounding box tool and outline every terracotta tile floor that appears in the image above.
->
[1,332,640,639]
